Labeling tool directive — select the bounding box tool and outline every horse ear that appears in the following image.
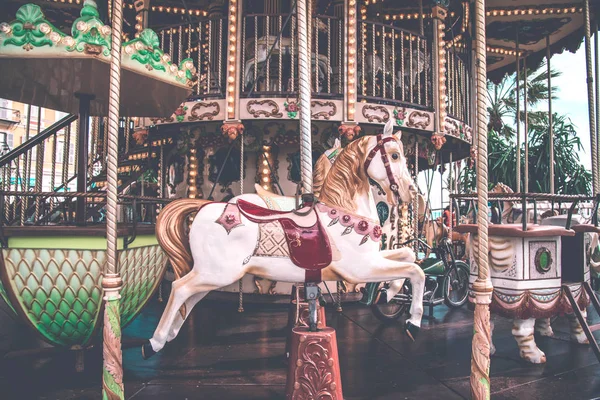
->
[333,138,341,148]
[382,118,394,138]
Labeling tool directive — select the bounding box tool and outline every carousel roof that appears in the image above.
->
[1,0,598,96]
[376,0,600,81]
[0,1,196,116]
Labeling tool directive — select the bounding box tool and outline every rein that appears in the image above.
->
[363,134,399,197]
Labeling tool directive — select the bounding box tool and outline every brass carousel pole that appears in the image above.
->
[471,0,492,398]
[515,31,521,193]
[547,36,554,194]
[102,0,125,398]
[285,0,343,396]
[584,0,598,194]
[595,21,599,187]
[297,0,313,194]
[523,57,528,193]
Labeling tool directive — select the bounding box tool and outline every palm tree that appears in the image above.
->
[459,63,591,195]
[487,61,561,139]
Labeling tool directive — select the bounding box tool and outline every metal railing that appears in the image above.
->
[158,17,227,98]
[358,21,431,108]
[0,191,172,228]
[241,13,343,97]
[446,46,472,124]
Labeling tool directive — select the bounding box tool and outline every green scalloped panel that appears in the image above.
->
[119,245,167,326]
[1,244,166,348]
[2,248,104,347]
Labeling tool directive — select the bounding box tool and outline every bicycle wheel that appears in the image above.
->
[371,284,410,323]
[443,261,470,308]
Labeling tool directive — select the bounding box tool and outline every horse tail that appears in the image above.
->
[156,198,211,279]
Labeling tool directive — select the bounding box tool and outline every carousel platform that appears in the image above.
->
[0,293,599,399]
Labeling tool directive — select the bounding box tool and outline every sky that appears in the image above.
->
[423,43,593,212]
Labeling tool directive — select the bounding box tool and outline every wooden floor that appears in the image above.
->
[1,293,600,399]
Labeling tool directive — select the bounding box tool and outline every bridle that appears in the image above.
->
[363,134,400,197]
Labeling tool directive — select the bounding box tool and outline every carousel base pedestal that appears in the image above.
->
[285,285,327,359]
[285,326,343,399]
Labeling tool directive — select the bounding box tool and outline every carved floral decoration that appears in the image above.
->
[174,105,188,122]
[132,129,148,145]
[284,100,299,119]
[393,108,407,126]
[431,133,446,150]
[221,122,244,142]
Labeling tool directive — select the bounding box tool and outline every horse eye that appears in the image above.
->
[391,153,399,160]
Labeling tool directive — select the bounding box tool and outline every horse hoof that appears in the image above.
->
[405,321,420,342]
[141,341,156,360]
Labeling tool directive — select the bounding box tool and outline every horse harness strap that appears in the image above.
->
[364,134,399,195]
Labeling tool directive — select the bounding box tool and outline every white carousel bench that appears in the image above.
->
[456,223,592,363]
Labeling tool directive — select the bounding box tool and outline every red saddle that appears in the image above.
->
[237,199,332,282]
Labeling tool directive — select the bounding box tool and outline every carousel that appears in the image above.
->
[0,0,599,399]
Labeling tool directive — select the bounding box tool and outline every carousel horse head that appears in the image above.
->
[363,119,416,205]
[320,119,416,210]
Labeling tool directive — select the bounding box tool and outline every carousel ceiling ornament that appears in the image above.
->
[0,1,196,115]
[221,122,244,142]
[338,123,362,142]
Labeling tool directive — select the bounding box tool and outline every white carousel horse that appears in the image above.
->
[143,121,425,357]
[243,35,332,92]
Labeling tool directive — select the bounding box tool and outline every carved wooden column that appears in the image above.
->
[431,0,448,149]
[470,0,493,397]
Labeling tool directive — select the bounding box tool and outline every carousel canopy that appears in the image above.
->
[0,1,195,116]
[2,0,598,81]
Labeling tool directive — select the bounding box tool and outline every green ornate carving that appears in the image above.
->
[69,0,111,56]
[180,57,195,81]
[125,29,166,72]
[124,30,196,85]
[102,297,124,400]
[0,4,66,50]
[1,4,196,86]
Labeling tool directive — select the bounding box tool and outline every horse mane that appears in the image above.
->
[319,137,370,211]
[313,152,333,198]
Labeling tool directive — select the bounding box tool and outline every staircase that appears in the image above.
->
[0,110,166,226]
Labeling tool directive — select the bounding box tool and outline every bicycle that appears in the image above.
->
[361,237,470,322]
